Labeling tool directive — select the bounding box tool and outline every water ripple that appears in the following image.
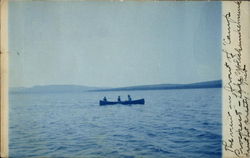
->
[9,89,222,158]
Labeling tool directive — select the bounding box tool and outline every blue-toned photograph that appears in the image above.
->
[9,1,222,158]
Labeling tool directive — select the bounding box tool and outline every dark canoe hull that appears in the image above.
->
[99,99,145,106]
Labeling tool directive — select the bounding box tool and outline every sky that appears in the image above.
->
[9,1,221,88]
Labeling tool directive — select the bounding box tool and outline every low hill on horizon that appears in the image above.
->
[10,85,101,94]
[10,80,222,94]
[91,80,222,92]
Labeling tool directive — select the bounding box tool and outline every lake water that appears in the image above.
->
[9,88,222,158]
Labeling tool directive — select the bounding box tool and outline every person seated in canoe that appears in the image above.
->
[128,95,132,101]
[117,96,121,102]
[103,97,107,102]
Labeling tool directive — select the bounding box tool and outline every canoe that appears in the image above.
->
[99,99,145,106]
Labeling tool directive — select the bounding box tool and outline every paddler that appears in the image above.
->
[128,95,132,101]
[118,96,121,102]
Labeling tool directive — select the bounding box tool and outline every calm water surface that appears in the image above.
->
[9,88,222,158]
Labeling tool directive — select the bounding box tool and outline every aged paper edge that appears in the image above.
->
[222,1,250,158]
[5,0,236,2]
[0,0,8,157]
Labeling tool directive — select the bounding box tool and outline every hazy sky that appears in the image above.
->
[9,1,221,88]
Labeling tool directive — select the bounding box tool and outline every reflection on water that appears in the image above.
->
[10,88,221,158]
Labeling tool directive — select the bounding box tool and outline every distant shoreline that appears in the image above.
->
[90,80,222,92]
[90,85,222,92]
[10,80,222,94]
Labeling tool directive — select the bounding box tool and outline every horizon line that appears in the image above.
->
[10,79,222,89]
